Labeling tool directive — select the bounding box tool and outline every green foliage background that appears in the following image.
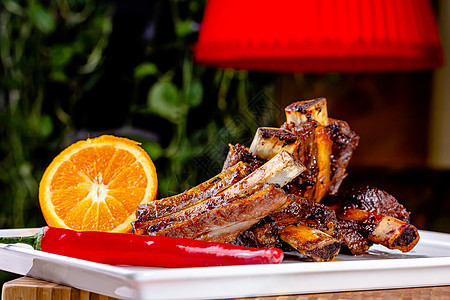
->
[0,0,279,285]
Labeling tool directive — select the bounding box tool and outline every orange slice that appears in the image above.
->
[39,135,158,232]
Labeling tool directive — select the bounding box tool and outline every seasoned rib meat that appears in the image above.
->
[281,120,322,199]
[270,197,341,262]
[234,195,341,261]
[281,98,332,202]
[333,219,373,255]
[244,98,358,204]
[234,220,341,262]
[220,150,305,198]
[135,161,253,221]
[322,187,419,254]
[154,185,290,243]
[133,183,268,235]
[271,195,338,235]
[222,144,264,171]
[234,221,281,249]
[280,225,341,262]
[281,120,333,202]
[339,208,419,253]
[132,97,419,260]
[327,118,360,194]
[336,186,410,222]
[281,98,359,202]
[134,150,305,241]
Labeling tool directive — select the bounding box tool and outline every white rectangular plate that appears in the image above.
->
[1,228,450,300]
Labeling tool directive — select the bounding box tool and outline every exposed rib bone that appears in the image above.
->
[280,225,341,262]
[219,150,305,199]
[249,127,301,160]
[135,161,253,220]
[369,216,420,253]
[285,97,329,127]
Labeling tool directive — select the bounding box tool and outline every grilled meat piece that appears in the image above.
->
[222,144,264,171]
[281,120,333,202]
[334,219,373,255]
[327,118,360,194]
[271,195,338,235]
[133,183,268,235]
[338,208,419,253]
[369,216,419,252]
[282,118,360,201]
[281,98,333,202]
[154,185,291,243]
[281,98,359,202]
[281,121,322,199]
[270,196,341,261]
[234,220,341,262]
[135,161,253,221]
[234,221,282,249]
[336,186,410,222]
[245,98,358,204]
[280,225,341,262]
[234,195,341,261]
[323,187,419,254]
[134,150,305,240]
[221,150,305,198]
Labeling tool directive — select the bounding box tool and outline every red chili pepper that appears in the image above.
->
[0,226,284,267]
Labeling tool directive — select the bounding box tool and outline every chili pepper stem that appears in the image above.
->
[0,228,44,250]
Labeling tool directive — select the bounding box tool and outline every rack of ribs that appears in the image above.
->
[133,151,305,243]
[133,97,420,262]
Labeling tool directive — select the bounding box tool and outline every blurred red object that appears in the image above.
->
[194,0,443,73]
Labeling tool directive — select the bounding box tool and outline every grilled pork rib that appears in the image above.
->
[280,98,360,202]
[222,144,264,172]
[156,185,290,243]
[327,118,360,194]
[282,98,333,202]
[133,97,419,261]
[135,161,253,221]
[280,225,341,262]
[220,150,305,198]
[133,151,305,241]
[133,183,269,235]
[234,194,342,262]
[322,187,419,254]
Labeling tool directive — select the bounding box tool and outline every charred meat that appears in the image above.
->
[133,97,419,262]
[222,144,264,171]
[133,151,305,243]
[322,187,419,254]
[235,194,342,262]
[135,161,253,221]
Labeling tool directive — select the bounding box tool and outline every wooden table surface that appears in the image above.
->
[2,277,450,300]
